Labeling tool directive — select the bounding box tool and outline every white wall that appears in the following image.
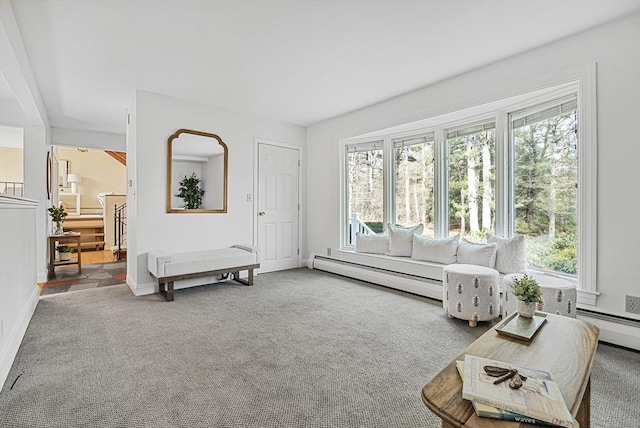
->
[127,90,306,294]
[306,13,640,320]
[0,196,39,389]
[52,127,125,151]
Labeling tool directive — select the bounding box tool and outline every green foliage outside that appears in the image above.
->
[526,233,577,275]
[364,222,384,234]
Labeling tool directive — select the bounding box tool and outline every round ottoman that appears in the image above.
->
[443,264,500,327]
[502,273,577,318]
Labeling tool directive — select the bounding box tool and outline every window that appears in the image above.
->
[446,121,495,241]
[346,141,384,244]
[510,96,578,275]
[393,133,435,236]
[341,70,596,303]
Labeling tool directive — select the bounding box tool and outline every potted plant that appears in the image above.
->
[512,274,543,318]
[175,173,205,209]
[57,245,72,261]
[48,204,68,235]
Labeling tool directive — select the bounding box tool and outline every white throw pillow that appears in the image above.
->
[387,223,424,257]
[355,233,389,255]
[411,235,459,264]
[457,238,497,268]
[487,233,527,274]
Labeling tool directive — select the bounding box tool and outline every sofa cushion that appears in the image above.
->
[387,223,424,256]
[355,233,389,255]
[457,238,497,268]
[412,235,458,264]
[487,233,527,274]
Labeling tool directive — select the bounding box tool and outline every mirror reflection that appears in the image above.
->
[167,129,228,213]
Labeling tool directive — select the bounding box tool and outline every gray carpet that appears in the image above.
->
[0,269,638,428]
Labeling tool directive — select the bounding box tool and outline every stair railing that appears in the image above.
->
[0,181,24,197]
[114,203,127,260]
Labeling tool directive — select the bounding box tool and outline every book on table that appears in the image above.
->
[455,361,577,427]
[461,354,577,428]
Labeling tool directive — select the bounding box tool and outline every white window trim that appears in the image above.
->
[339,64,598,305]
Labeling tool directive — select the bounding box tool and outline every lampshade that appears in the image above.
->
[67,174,82,184]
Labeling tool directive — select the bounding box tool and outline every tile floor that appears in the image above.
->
[40,261,127,296]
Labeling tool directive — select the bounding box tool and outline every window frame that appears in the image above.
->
[340,65,597,305]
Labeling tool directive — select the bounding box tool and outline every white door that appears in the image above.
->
[257,143,300,273]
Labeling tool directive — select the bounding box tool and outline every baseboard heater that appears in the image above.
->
[312,254,443,300]
[576,309,640,351]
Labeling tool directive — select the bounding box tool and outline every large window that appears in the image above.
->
[510,97,578,275]
[393,133,435,236]
[346,141,384,244]
[341,75,597,302]
[446,121,495,241]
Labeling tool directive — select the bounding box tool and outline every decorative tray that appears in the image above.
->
[495,311,547,342]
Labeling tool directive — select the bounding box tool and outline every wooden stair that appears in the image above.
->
[63,217,105,251]
[105,150,126,166]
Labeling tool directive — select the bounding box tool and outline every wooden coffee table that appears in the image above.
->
[422,313,599,427]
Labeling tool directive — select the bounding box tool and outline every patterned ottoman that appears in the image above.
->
[443,264,500,327]
[502,273,577,318]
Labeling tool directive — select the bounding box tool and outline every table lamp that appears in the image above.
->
[67,173,82,193]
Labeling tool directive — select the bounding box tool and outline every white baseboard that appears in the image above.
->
[127,274,157,296]
[313,256,442,300]
[0,285,40,390]
[577,312,640,351]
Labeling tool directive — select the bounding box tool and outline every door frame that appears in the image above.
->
[253,138,304,272]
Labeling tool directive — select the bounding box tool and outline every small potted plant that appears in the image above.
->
[512,274,543,318]
[57,245,72,261]
[48,204,68,235]
[175,172,205,209]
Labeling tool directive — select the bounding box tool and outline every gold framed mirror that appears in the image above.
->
[166,129,228,213]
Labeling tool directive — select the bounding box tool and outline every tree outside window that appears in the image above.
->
[512,99,578,275]
[447,123,496,241]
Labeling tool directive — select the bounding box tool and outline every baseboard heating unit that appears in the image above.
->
[311,253,443,300]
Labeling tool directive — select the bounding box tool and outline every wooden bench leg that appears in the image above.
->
[231,270,253,286]
[166,281,174,302]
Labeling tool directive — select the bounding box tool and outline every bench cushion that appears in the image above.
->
[148,245,259,278]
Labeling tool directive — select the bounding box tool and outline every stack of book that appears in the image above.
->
[458,354,579,428]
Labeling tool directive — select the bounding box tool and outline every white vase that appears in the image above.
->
[59,252,71,261]
[517,300,537,318]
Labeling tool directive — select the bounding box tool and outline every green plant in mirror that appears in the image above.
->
[176,173,205,209]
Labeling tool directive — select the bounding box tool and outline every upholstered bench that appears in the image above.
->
[147,244,260,301]
[443,264,500,327]
[502,273,577,318]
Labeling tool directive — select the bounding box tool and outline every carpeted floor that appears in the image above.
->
[1,268,638,427]
[40,261,127,295]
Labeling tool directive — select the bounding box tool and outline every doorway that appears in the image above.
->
[256,142,301,273]
[42,146,127,295]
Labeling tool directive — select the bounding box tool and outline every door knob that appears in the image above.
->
[258,211,266,216]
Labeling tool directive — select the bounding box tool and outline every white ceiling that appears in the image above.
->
[8,0,640,135]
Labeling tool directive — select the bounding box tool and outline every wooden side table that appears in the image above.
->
[48,232,82,279]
